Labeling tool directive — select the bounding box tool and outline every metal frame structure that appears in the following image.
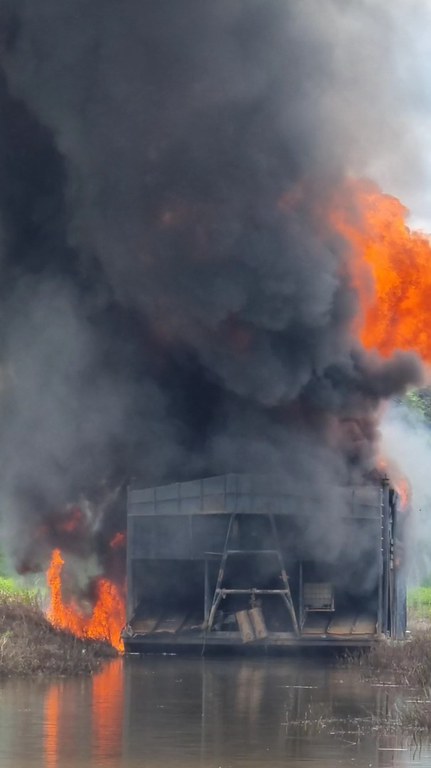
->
[204,509,299,635]
[123,474,406,652]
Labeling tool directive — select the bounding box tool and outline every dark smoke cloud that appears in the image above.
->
[0,0,423,573]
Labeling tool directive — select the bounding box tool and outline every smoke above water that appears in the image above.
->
[0,1,427,574]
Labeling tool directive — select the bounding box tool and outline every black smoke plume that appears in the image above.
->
[0,1,423,575]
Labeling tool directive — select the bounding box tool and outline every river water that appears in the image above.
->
[0,655,430,768]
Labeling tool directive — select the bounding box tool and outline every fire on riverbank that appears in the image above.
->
[0,588,115,677]
[46,548,125,652]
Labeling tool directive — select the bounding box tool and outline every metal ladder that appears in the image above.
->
[205,511,299,636]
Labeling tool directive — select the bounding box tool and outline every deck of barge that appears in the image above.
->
[123,610,378,652]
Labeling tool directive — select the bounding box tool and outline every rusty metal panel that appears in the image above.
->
[236,610,255,643]
[248,607,268,639]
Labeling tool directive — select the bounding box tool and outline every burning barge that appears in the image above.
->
[122,474,406,652]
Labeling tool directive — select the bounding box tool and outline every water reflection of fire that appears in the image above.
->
[44,684,61,768]
[43,661,124,767]
[46,548,125,651]
[92,660,124,762]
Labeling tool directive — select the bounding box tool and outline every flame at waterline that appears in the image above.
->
[46,548,125,652]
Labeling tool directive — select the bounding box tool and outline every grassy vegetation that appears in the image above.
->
[404,388,431,421]
[346,633,431,736]
[354,632,431,688]
[0,576,37,598]
[0,582,116,676]
[408,586,431,622]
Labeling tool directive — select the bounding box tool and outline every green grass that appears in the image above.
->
[0,577,38,603]
[0,577,16,593]
[408,586,431,620]
[404,388,431,421]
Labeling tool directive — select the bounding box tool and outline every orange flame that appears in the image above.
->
[395,477,411,512]
[57,505,85,534]
[331,179,431,362]
[376,456,411,511]
[46,548,125,652]
[110,531,126,549]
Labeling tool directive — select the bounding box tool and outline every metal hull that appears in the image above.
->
[124,630,376,654]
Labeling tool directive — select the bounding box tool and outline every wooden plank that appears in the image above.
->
[236,610,255,643]
[154,613,187,634]
[302,614,330,635]
[181,613,205,632]
[248,607,268,640]
[326,615,356,635]
[131,616,161,634]
[352,615,377,635]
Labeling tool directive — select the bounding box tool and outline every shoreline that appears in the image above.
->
[342,630,431,737]
[0,591,116,677]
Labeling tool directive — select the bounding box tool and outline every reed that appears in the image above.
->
[0,590,116,676]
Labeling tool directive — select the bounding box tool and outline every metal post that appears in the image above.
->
[269,513,299,635]
[377,494,383,635]
[299,561,303,631]
[126,486,134,623]
[206,513,235,631]
[381,477,390,636]
[204,559,211,625]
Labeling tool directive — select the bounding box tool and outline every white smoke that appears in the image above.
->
[381,398,431,584]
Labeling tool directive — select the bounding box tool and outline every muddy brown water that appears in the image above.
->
[0,655,430,768]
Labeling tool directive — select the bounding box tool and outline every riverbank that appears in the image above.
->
[354,632,431,688]
[0,589,116,676]
[345,632,431,736]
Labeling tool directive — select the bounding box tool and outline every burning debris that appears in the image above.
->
[0,2,429,646]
